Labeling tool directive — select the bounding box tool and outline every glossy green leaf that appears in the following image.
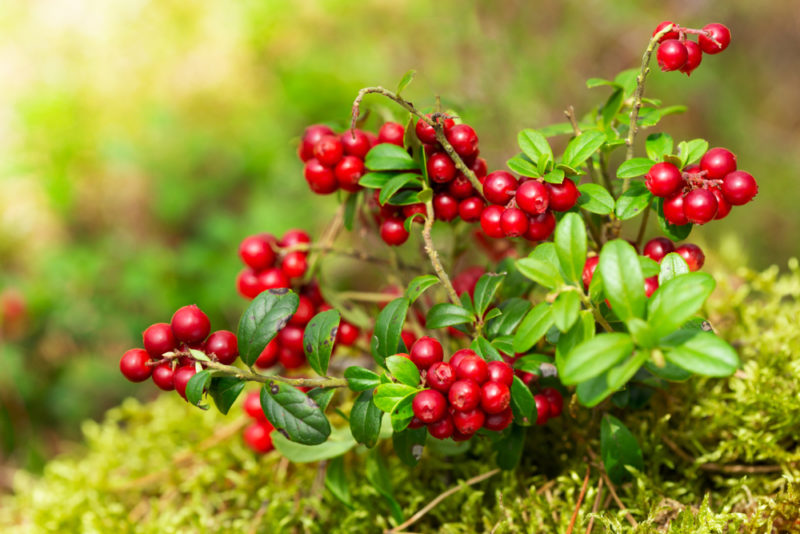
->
[405,275,439,303]
[370,297,409,367]
[616,157,656,179]
[307,387,336,411]
[516,257,561,289]
[678,138,709,168]
[238,289,299,367]
[645,132,674,161]
[303,309,341,377]
[552,290,581,332]
[485,298,531,339]
[648,272,715,338]
[378,173,422,205]
[601,414,644,484]
[517,129,553,166]
[510,376,536,426]
[365,143,418,171]
[655,198,693,241]
[542,167,566,184]
[373,383,417,413]
[344,366,380,392]
[658,252,690,285]
[614,181,652,220]
[494,424,526,470]
[560,333,634,385]
[563,130,605,168]
[359,171,395,189]
[392,427,427,467]
[513,353,551,375]
[350,390,383,448]
[366,449,404,523]
[260,381,331,445]
[272,426,355,463]
[507,154,540,177]
[396,69,416,95]
[577,183,615,215]
[208,377,245,415]
[663,331,740,376]
[513,302,553,353]
[343,192,358,231]
[601,88,624,127]
[185,369,211,408]
[472,336,504,362]
[389,392,416,432]
[639,256,660,278]
[325,456,352,508]
[426,302,474,329]
[473,272,506,317]
[555,212,587,285]
[576,372,612,407]
[385,355,420,387]
[606,350,649,391]
[599,240,645,321]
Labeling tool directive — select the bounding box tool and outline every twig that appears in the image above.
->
[566,465,592,534]
[584,477,604,534]
[585,448,637,527]
[661,435,791,474]
[422,197,461,306]
[634,198,653,248]
[385,468,500,533]
[578,291,613,333]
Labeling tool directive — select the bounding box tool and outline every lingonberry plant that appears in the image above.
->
[120,20,751,500]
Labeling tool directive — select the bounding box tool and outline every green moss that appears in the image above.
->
[3,262,800,533]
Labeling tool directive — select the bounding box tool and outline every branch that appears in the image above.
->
[422,197,461,306]
[578,291,614,333]
[634,197,653,248]
[565,464,591,534]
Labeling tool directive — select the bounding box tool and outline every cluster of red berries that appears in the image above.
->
[236,229,312,299]
[119,305,235,399]
[242,391,275,453]
[646,148,758,225]
[654,21,731,75]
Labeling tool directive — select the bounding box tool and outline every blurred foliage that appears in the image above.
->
[0,0,798,471]
[2,261,800,532]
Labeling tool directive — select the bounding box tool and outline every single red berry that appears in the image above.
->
[289,296,315,327]
[205,330,238,365]
[170,305,210,345]
[471,157,488,179]
[458,196,485,222]
[151,362,175,391]
[524,211,556,241]
[433,193,459,221]
[378,122,405,146]
[302,281,325,307]
[663,193,689,226]
[643,237,675,262]
[237,269,261,299]
[710,187,732,220]
[380,217,410,246]
[449,348,477,370]
[173,365,197,400]
[582,256,599,290]
[485,407,513,431]
[143,322,177,359]
[653,21,680,42]
[427,413,455,440]
[480,205,505,238]
[515,180,549,215]
[340,129,371,159]
[408,416,425,429]
[480,381,511,414]
[680,40,703,75]
[644,276,659,298]
[304,159,338,194]
[676,243,705,271]
[120,348,152,382]
[486,361,514,387]
[541,388,563,418]
[402,203,426,222]
[410,336,444,370]
[278,346,306,369]
[427,153,457,183]
[452,409,485,435]
[448,174,474,199]
[721,171,758,205]
[336,320,360,346]
[415,115,455,144]
[545,179,579,212]
[700,148,737,180]
[456,355,489,384]
[257,268,290,291]
[313,135,344,167]
[334,156,365,192]
[657,39,688,71]
[427,362,456,392]
[243,421,274,453]
[698,23,731,55]
[243,391,267,421]
[483,171,518,205]
[281,251,308,280]
[646,162,683,197]
[255,339,279,368]
[501,207,529,237]
[534,393,550,425]
[448,379,481,412]
[279,229,311,249]
[299,124,335,162]
[278,325,304,353]
[401,330,417,350]
[412,389,447,423]
[683,188,718,224]
[445,124,479,158]
[239,234,277,271]
[451,429,473,442]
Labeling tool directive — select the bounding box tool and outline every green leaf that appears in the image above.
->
[185,369,211,408]
[386,189,421,206]
[516,258,561,289]
[645,132,674,161]
[540,122,579,137]
[392,427,427,467]
[307,387,336,411]
[560,333,634,385]
[260,381,331,445]
[373,383,417,413]
[473,273,506,318]
[366,450,404,523]
[513,302,553,353]
[325,456,352,508]
[272,426,355,463]
[637,105,687,127]
[370,297,409,367]
[350,390,383,448]
[678,138,709,167]
[208,377,245,415]
[658,252,690,285]
[606,349,649,390]
[405,275,439,303]
[562,130,605,168]
[510,376,536,426]
[513,354,550,375]
[554,212,587,285]
[507,155,541,177]
[648,272,715,338]
[555,311,596,370]
[385,355,420,387]
[655,198,693,241]
[576,183,615,215]
[238,289,300,367]
[396,69,416,95]
[485,298,531,339]
[491,336,514,356]
[426,303,474,329]
[473,336,504,363]
[663,331,740,377]
[365,143,418,171]
[552,291,581,332]
[576,372,612,407]
[390,392,416,432]
[343,192,358,231]
[586,77,618,89]
[303,309,341,377]
[601,415,644,484]
[359,171,395,189]
[614,68,639,96]
[344,366,381,392]
[379,173,423,205]
[517,129,553,166]
[616,158,656,179]
[599,240,646,321]
[639,256,660,278]
[644,360,692,381]
[494,424,526,470]
[404,212,425,233]
[601,88,624,128]
[542,168,565,184]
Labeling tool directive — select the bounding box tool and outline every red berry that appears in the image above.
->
[485,407,513,431]
[334,156,365,192]
[279,229,311,249]
[410,336,444,370]
[280,251,308,280]
[721,171,758,205]
[657,39,688,71]
[415,115,455,145]
[448,379,481,411]
[151,362,175,391]
[663,193,689,226]
[427,413,455,440]
[480,381,511,414]
[456,355,489,384]
[340,129,371,159]
[582,256,599,290]
[433,193,459,221]
[486,361,514,387]
[278,325,304,353]
[427,362,456,392]
[403,203,427,222]
[541,387,563,417]
[120,348,152,382]
[313,135,344,167]
[304,159,338,194]
[378,122,405,146]
[142,322,177,359]
[289,296,315,327]
[257,268,290,291]
[412,389,447,423]
[449,348,477,370]
[243,421,274,453]
[380,217,410,246]
[243,391,267,420]
[545,179,579,212]
[483,171,518,205]
[408,416,425,429]
[501,207,529,237]
[427,153,457,183]
[299,124,335,162]
[680,40,703,75]
[445,124,479,158]
[458,196,485,222]
[401,330,417,350]
[480,205,505,238]
[471,157,488,179]
[698,23,731,55]
[515,180,549,214]
[452,409,485,435]
[644,276,659,298]
[524,211,556,241]
[676,243,705,271]
[534,394,550,425]
[235,270,260,299]
[700,148,737,180]
[205,330,238,365]
[646,162,683,197]
[683,188,718,224]
[710,187,732,220]
[336,321,360,346]
[239,234,276,271]
[173,365,197,400]
[255,339,279,368]
[448,174,474,199]
[171,305,210,345]
[643,237,675,262]
[278,346,306,369]
[653,21,680,42]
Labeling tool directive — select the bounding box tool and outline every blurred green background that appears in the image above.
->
[0,0,797,478]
